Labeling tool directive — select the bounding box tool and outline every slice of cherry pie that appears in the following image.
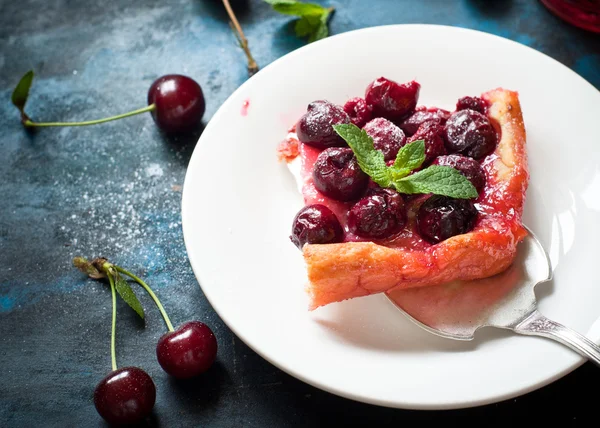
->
[278,77,528,310]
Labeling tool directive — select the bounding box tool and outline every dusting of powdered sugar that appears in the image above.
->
[145,163,164,178]
[53,138,192,271]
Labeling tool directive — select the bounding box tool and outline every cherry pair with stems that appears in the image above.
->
[74,257,217,426]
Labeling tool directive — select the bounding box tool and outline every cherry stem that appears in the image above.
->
[23,104,156,128]
[107,272,118,371]
[222,0,259,76]
[114,265,175,332]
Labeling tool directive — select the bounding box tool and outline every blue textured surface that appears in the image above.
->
[1,0,599,426]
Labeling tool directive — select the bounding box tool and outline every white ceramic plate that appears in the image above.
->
[181,25,600,410]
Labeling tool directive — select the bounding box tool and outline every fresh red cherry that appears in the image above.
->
[399,106,451,136]
[363,117,407,161]
[94,366,156,426]
[348,188,407,239]
[456,96,488,114]
[343,97,373,128]
[417,195,478,244]
[365,77,420,122]
[432,154,486,193]
[147,74,206,134]
[290,204,344,249]
[296,100,351,149]
[444,109,497,159]
[156,321,217,379]
[12,70,206,134]
[312,147,369,201]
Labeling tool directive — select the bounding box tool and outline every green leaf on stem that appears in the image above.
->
[264,0,333,43]
[113,271,145,319]
[11,70,34,113]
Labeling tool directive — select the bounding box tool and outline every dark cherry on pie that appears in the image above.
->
[277,77,529,310]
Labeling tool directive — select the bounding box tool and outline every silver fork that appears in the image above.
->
[387,226,600,366]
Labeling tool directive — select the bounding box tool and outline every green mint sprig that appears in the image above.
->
[263,0,334,43]
[333,124,478,199]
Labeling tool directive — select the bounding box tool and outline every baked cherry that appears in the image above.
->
[343,97,373,128]
[156,321,218,379]
[417,195,478,244]
[296,100,351,149]
[348,188,407,239]
[365,77,420,121]
[94,367,156,426]
[456,96,488,114]
[432,154,486,193]
[12,70,206,134]
[363,117,407,161]
[291,204,344,249]
[444,109,497,159]
[407,120,447,165]
[399,106,451,136]
[313,147,369,201]
[148,74,206,133]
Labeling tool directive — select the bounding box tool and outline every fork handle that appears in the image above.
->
[513,310,600,367]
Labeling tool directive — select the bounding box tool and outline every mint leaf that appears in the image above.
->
[264,0,326,16]
[333,123,392,188]
[294,14,321,37]
[394,165,478,199]
[114,272,144,319]
[393,139,426,171]
[11,70,34,112]
[264,0,333,43]
[309,9,331,42]
[334,123,478,199]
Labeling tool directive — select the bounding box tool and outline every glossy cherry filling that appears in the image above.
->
[281,79,515,251]
[289,139,517,249]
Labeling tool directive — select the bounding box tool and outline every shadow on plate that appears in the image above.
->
[312,295,480,353]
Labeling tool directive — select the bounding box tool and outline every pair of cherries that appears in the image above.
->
[73,258,219,426]
[95,321,218,426]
